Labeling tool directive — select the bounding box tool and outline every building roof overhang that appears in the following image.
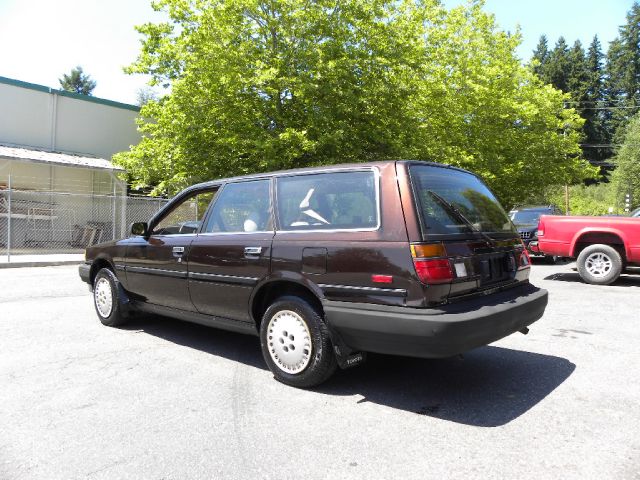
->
[0,144,125,172]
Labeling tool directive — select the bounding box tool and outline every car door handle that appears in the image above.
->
[244,246,262,256]
[172,246,185,255]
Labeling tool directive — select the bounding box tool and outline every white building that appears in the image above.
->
[0,75,140,194]
[0,76,143,252]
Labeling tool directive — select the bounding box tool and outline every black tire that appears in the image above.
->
[259,296,337,388]
[92,268,129,327]
[576,244,623,285]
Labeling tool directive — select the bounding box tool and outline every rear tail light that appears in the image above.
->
[413,258,454,284]
[411,243,453,284]
[537,218,545,237]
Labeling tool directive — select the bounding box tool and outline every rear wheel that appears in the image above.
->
[93,268,129,327]
[576,244,623,285]
[259,296,337,388]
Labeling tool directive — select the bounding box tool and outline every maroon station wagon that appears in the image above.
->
[79,161,548,387]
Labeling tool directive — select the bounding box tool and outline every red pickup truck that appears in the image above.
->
[535,216,640,285]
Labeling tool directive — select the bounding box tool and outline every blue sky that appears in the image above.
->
[0,0,635,105]
[452,0,635,59]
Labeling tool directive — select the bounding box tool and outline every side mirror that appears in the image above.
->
[130,222,148,237]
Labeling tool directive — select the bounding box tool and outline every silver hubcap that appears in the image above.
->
[267,310,312,374]
[94,277,113,318]
[585,252,612,278]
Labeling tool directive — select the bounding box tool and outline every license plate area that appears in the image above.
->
[478,253,510,285]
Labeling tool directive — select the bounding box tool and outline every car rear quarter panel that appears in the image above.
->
[270,162,431,307]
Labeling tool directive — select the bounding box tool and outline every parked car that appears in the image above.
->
[509,205,562,262]
[536,215,640,285]
[631,207,640,218]
[79,161,548,387]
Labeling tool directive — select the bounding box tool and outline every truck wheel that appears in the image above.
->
[577,244,623,285]
[93,268,129,327]
[259,296,337,388]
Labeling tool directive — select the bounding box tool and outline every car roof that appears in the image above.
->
[183,160,476,193]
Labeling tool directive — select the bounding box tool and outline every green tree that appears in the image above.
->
[531,35,550,78]
[606,2,640,141]
[545,37,571,93]
[583,35,610,164]
[58,66,97,95]
[612,113,640,211]
[531,36,610,168]
[116,0,592,206]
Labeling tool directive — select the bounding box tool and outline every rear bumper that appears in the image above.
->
[323,283,548,358]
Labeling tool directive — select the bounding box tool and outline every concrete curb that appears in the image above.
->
[0,261,83,269]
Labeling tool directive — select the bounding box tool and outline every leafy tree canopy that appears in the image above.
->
[58,66,97,95]
[116,0,593,206]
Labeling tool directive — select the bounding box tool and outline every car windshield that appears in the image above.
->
[410,165,515,238]
[510,210,547,225]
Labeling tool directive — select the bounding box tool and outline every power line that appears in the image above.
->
[559,103,640,110]
[579,143,640,147]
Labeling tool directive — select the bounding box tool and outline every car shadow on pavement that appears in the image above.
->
[317,347,575,427]
[122,315,574,427]
[122,315,268,371]
[544,271,640,287]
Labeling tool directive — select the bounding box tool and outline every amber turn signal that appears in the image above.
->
[410,243,446,258]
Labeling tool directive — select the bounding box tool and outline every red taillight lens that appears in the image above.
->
[413,258,454,284]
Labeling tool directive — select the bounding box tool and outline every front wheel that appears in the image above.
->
[576,244,623,285]
[259,296,337,388]
[93,268,129,327]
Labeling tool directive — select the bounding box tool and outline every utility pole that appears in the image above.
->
[564,184,570,215]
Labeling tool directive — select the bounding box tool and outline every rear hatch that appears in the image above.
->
[407,163,530,303]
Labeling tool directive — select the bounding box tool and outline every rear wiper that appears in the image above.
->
[426,190,495,243]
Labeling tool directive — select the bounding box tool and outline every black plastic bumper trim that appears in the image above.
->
[319,283,407,298]
[323,283,548,358]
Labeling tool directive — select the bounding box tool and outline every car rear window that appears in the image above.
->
[409,165,515,238]
[276,171,378,231]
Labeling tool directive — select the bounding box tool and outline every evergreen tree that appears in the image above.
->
[546,37,571,93]
[136,86,159,107]
[616,2,640,102]
[584,36,610,163]
[58,66,97,95]
[531,35,550,79]
[567,41,588,98]
[606,3,640,141]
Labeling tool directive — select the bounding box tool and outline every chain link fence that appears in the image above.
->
[0,187,168,259]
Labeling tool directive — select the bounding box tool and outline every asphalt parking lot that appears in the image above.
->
[1,262,639,480]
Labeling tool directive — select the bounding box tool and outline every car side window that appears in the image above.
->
[202,180,272,233]
[152,190,217,235]
[276,171,378,231]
